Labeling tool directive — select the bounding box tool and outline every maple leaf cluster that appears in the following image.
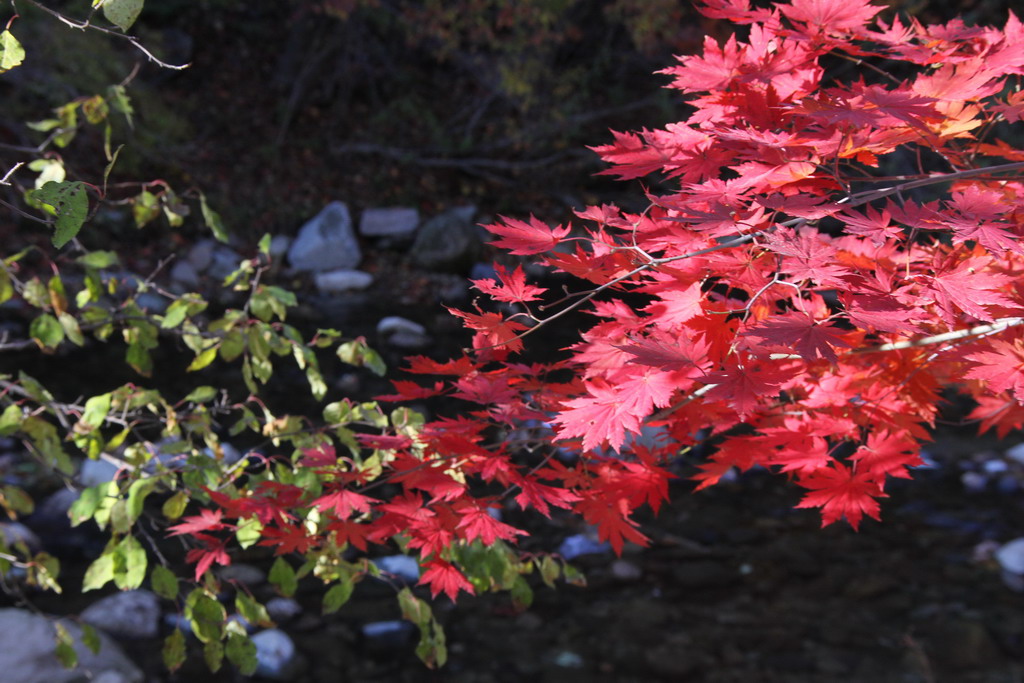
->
[172,0,1024,602]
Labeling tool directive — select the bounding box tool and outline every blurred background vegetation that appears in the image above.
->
[1,0,1018,247]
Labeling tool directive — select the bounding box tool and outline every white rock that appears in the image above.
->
[996,538,1024,574]
[359,207,420,237]
[314,269,373,293]
[252,629,297,679]
[0,608,142,682]
[81,590,161,639]
[288,202,362,272]
[377,316,426,337]
[377,316,431,349]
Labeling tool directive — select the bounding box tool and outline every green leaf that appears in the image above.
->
[337,340,387,376]
[510,574,533,610]
[235,593,272,628]
[226,632,258,676]
[162,490,188,520]
[81,95,109,124]
[30,313,64,350]
[0,30,24,73]
[77,250,119,269]
[113,534,147,589]
[258,233,272,256]
[80,622,102,655]
[35,181,88,248]
[204,639,224,672]
[539,555,560,588]
[188,592,226,644]
[269,557,297,597]
[106,84,133,128]
[132,190,160,228]
[184,386,217,403]
[0,270,12,305]
[199,193,229,243]
[82,548,115,592]
[187,346,219,372]
[162,629,186,672]
[323,580,354,614]
[151,564,178,600]
[58,312,84,346]
[161,299,190,329]
[78,393,112,432]
[101,0,144,31]
[235,516,262,549]
[2,485,34,516]
[126,477,157,524]
[69,482,109,527]
[0,404,22,436]
[54,623,77,669]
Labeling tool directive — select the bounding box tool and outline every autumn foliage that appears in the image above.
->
[174,0,1024,607]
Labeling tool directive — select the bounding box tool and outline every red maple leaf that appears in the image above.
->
[965,338,1024,402]
[512,476,581,517]
[779,0,883,34]
[455,506,527,545]
[703,356,797,416]
[472,264,546,303]
[418,559,475,602]
[327,519,371,552]
[168,508,229,537]
[257,522,317,555]
[484,215,571,255]
[575,497,650,555]
[795,462,886,530]
[185,533,231,581]
[447,308,527,354]
[313,487,378,519]
[744,311,852,363]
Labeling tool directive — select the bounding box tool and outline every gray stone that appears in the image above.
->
[558,533,611,560]
[79,458,120,487]
[217,563,266,586]
[0,522,40,551]
[372,555,420,582]
[265,597,302,623]
[289,202,362,272]
[996,538,1024,576]
[610,559,643,581]
[411,206,480,272]
[1006,442,1024,465]
[81,590,161,639]
[252,629,298,679]
[187,238,217,271]
[169,260,200,289]
[314,269,373,293]
[207,246,243,280]
[0,608,142,682]
[268,235,291,258]
[359,207,419,237]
